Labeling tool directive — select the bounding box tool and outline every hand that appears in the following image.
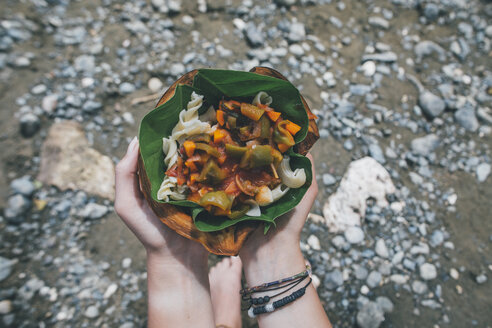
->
[240,153,318,262]
[114,137,207,260]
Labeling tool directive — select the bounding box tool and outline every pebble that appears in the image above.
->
[344,226,365,244]
[375,239,389,258]
[4,194,31,223]
[104,283,118,299]
[0,300,12,315]
[368,16,389,29]
[0,257,14,282]
[31,84,47,95]
[368,144,386,164]
[362,52,397,63]
[307,234,321,250]
[476,163,490,182]
[42,94,58,113]
[419,263,437,280]
[84,305,99,318]
[324,269,344,290]
[83,100,103,113]
[119,82,136,95]
[423,3,439,21]
[77,203,108,220]
[450,268,460,280]
[19,113,40,138]
[376,296,394,313]
[322,173,336,186]
[148,77,163,93]
[245,23,264,48]
[411,134,440,157]
[454,105,479,132]
[170,63,185,76]
[475,274,487,284]
[122,258,132,269]
[357,301,385,328]
[10,176,35,196]
[288,22,306,42]
[366,271,382,288]
[361,61,376,77]
[419,91,446,119]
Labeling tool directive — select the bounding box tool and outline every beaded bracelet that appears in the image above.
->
[247,278,312,318]
[242,274,308,307]
[240,265,311,296]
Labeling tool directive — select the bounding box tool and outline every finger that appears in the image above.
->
[115,137,142,215]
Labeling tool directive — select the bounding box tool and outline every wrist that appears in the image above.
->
[240,237,305,286]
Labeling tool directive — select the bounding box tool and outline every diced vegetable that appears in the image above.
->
[241,103,265,121]
[195,143,221,158]
[260,115,271,140]
[220,100,241,112]
[185,160,198,172]
[225,144,248,159]
[200,191,232,213]
[197,160,226,184]
[214,129,228,143]
[277,143,290,153]
[265,110,281,122]
[273,120,295,147]
[188,134,211,143]
[284,120,301,136]
[249,145,274,168]
[216,110,225,126]
[227,116,237,129]
[183,140,196,157]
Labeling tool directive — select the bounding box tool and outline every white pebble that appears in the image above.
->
[122,258,132,269]
[148,77,163,93]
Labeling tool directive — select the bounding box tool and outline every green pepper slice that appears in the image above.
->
[227,204,250,220]
[195,143,221,158]
[260,115,271,140]
[225,144,248,159]
[187,134,211,143]
[273,120,295,146]
[200,191,232,211]
[227,116,237,129]
[250,145,274,168]
[197,160,226,184]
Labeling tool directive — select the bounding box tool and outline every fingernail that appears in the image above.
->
[127,136,138,154]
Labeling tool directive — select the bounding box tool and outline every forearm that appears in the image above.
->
[241,238,331,328]
[147,251,216,328]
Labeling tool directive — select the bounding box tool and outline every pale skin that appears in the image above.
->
[115,137,331,328]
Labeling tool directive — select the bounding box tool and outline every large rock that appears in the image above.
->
[323,157,395,232]
[37,121,115,200]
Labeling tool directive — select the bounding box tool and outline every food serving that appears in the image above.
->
[157,91,307,220]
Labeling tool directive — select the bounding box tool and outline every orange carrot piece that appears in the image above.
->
[183,140,196,157]
[185,160,198,172]
[277,143,290,153]
[216,110,225,126]
[285,120,301,136]
[214,129,228,143]
[266,110,281,122]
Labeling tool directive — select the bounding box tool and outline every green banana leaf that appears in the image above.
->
[139,69,312,232]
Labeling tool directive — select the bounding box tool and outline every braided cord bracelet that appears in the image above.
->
[241,274,309,310]
[240,265,311,296]
[247,278,312,318]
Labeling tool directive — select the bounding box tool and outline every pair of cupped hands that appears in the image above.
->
[115,137,318,268]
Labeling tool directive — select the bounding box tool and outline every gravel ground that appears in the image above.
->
[0,0,491,327]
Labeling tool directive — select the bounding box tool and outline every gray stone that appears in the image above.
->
[4,194,31,223]
[350,84,372,96]
[368,144,386,164]
[78,203,108,220]
[454,105,479,132]
[476,163,490,182]
[322,174,337,186]
[430,230,444,247]
[84,305,99,318]
[376,296,394,313]
[357,301,385,328]
[354,265,368,280]
[375,239,389,258]
[0,257,14,282]
[415,41,446,62]
[74,55,96,73]
[19,113,40,138]
[366,271,382,288]
[170,63,185,76]
[476,274,487,284]
[0,300,12,315]
[324,269,344,290]
[245,23,264,48]
[362,52,397,63]
[411,134,440,156]
[10,177,35,196]
[19,277,44,300]
[288,22,305,42]
[419,91,445,118]
[419,263,437,280]
[275,0,296,5]
[31,84,47,95]
[423,3,439,21]
[119,82,135,95]
[344,226,365,244]
[368,17,389,29]
[412,280,428,294]
[42,94,58,114]
[83,100,103,113]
